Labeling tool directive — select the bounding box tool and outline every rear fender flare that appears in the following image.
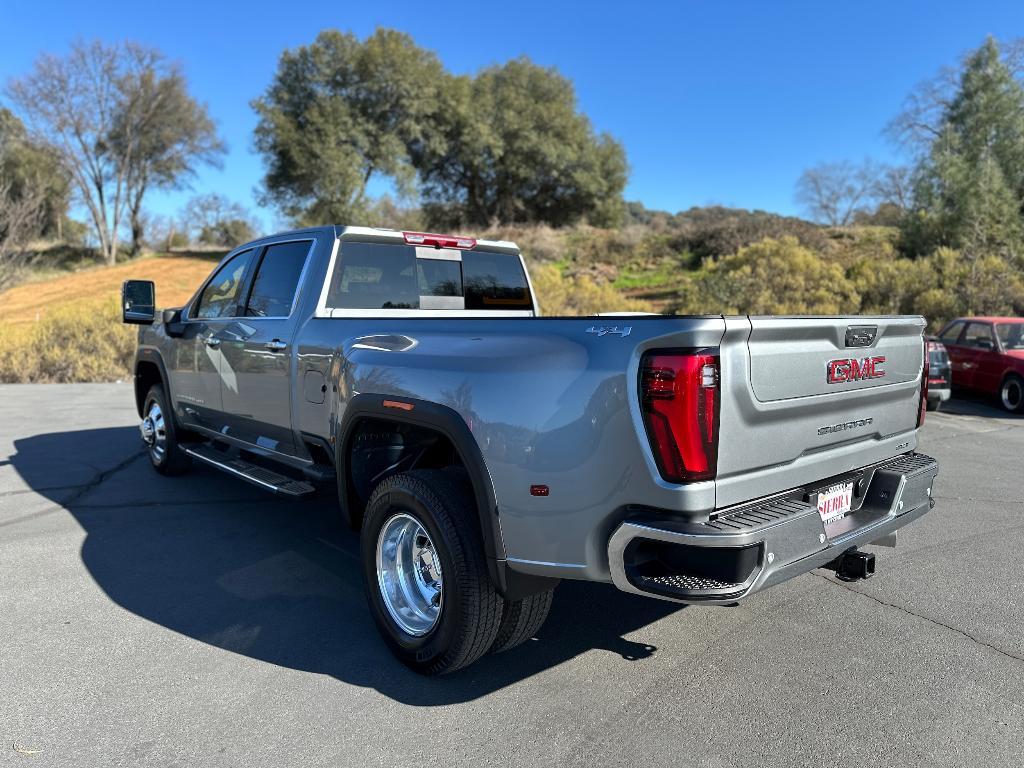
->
[336,394,503,559]
[335,394,559,599]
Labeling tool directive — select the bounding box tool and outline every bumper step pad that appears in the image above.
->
[608,452,939,604]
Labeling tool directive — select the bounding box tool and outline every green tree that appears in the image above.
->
[253,28,447,224]
[0,107,69,239]
[902,38,1024,260]
[418,58,627,228]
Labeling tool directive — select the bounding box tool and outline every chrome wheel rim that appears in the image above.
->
[1003,380,1023,411]
[375,513,443,636]
[140,400,167,463]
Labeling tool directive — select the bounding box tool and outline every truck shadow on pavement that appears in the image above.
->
[10,426,683,704]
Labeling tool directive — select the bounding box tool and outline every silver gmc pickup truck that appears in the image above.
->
[121,225,939,674]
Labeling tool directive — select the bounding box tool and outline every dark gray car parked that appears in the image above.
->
[122,225,939,673]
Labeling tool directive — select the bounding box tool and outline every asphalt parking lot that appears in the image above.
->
[2,384,1022,767]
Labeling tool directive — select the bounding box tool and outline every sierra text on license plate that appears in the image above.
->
[818,482,854,523]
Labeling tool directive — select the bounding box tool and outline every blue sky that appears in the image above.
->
[2,0,1022,231]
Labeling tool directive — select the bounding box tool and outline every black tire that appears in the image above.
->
[489,588,555,654]
[1000,374,1024,414]
[926,398,940,412]
[141,384,192,476]
[361,469,504,675]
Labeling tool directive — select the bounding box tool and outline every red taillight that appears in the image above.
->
[639,350,720,483]
[918,338,929,427]
[403,231,477,249]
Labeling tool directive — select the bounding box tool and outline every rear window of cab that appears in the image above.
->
[325,241,533,312]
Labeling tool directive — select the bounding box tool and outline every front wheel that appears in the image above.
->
[361,470,504,675]
[140,384,192,476]
[1000,374,1024,414]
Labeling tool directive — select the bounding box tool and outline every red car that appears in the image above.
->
[937,317,1024,413]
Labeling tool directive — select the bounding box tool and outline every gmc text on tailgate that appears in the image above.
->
[121,225,939,674]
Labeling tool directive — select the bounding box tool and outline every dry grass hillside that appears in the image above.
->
[0,254,220,383]
[0,254,219,326]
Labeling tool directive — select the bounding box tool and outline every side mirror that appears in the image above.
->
[122,280,155,324]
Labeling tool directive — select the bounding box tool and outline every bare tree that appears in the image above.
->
[795,160,882,226]
[7,42,139,264]
[112,64,225,256]
[0,181,44,289]
[873,165,915,211]
[6,40,223,264]
[887,36,1024,155]
[181,193,256,246]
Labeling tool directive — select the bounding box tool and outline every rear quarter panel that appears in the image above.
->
[295,316,726,580]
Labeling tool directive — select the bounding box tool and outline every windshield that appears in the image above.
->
[995,323,1024,350]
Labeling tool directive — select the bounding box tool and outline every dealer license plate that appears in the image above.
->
[817,482,854,524]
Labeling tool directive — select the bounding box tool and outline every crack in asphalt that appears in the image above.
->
[0,450,146,530]
[812,572,1024,665]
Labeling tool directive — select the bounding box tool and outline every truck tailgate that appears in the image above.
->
[715,315,926,508]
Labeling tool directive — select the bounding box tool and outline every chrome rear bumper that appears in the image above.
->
[608,452,939,604]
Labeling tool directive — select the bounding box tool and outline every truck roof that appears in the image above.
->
[334,225,520,255]
[235,225,520,255]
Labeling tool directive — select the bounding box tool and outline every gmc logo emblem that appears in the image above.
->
[827,356,886,384]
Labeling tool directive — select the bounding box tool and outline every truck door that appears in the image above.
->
[218,239,315,457]
[955,321,997,391]
[172,248,258,431]
[938,321,969,388]
[969,322,1004,394]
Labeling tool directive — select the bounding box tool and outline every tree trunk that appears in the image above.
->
[129,204,143,258]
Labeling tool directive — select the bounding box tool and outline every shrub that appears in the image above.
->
[0,297,135,383]
[698,237,859,315]
[671,206,831,261]
[529,263,653,315]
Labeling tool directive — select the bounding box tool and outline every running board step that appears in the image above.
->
[185,445,316,497]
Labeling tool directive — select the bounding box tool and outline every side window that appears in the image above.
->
[463,252,533,310]
[962,322,995,349]
[997,323,1024,350]
[939,322,964,345]
[194,249,255,319]
[245,240,312,317]
[327,243,419,309]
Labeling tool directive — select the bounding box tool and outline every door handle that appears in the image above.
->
[265,339,288,352]
[205,336,221,349]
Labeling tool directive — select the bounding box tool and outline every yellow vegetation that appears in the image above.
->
[0,254,215,383]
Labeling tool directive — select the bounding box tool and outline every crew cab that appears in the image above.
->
[121,226,940,674]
